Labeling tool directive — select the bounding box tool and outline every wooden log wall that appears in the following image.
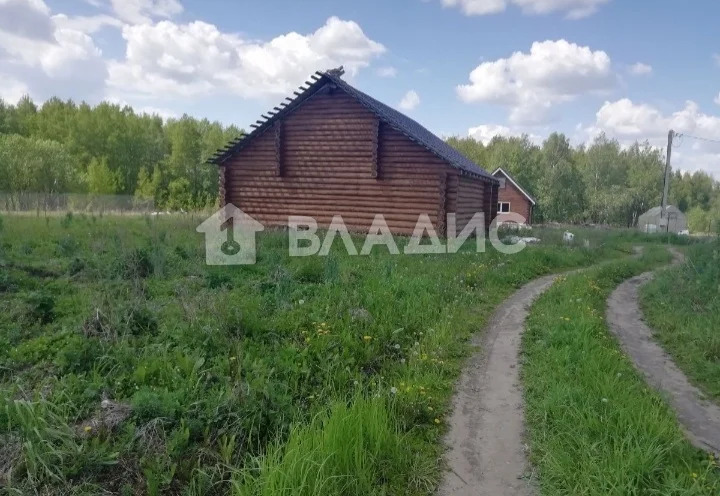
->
[223,88,491,236]
[453,176,486,233]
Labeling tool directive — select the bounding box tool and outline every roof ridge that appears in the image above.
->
[209,70,496,182]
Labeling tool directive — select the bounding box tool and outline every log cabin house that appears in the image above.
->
[210,68,499,236]
[492,167,536,225]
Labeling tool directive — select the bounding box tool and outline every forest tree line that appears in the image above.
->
[0,96,241,211]
[0,96,718,231]
[447,134,720,232]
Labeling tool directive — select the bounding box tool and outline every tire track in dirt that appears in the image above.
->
[438,274,562,496]
[606,248,720,455]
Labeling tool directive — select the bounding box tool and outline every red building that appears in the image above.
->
[492,168,536,225]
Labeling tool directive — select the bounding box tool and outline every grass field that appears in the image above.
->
[640,240,720,400]
[522,247,720,495]
[0,213,647,495]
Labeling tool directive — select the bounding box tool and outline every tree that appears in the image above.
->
[134,166,164,209]
[13,95,37,136]
[536,133,586,222]
[687,206,710,233]
[486,135,541,194]
[86,157,118,195]
[165,177,192,211]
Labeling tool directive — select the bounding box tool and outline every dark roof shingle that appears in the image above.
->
[210,70,496,182]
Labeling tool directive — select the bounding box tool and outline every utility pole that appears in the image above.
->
[661,129,674,232]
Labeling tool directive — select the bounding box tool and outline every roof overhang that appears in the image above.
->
[492,167,536,205]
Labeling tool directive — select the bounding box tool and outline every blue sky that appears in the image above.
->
[1,0,720,177]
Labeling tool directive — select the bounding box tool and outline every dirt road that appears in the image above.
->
[437,274,561,496]
[606,248,720,455]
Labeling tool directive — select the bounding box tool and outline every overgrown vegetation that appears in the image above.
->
[447,133,720,229]
[522,247,720,495]
[641,240,720,400]
[2,95,719,225]
[0,214,636,494]
[0,96,241,211]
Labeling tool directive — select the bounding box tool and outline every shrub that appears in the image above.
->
[55,335,102,374]
[123,305,158,336]
[131,388,180,422]
[294,258,325,283]
[60,211,74,228]
[68,257,85,276]
[0,271,15,292]
[205,270,231,289]
[56,235,80,257]
[121,248,154,279]
[25,291,56,324]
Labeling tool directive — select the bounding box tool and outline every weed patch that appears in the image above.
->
[640,240,720,399]
[0,215,656,494]
[523,247,720,495]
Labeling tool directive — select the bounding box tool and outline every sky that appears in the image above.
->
[1,0,720,178]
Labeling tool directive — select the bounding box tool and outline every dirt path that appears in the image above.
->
[438,274,562,496]
[606,248,720,455]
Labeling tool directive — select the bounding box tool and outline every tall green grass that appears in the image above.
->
[522,247,719,495]
[0,213,650,494]
[640,240,720,399]
[233,396,414,496]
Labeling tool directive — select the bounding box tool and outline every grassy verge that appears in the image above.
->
[522,246,720,495]
[0,214,654,494]
[640,240,720,400]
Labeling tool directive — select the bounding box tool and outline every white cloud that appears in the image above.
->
[441,0,506,16]
[103,0,183,24]
[715,92,720,106]
[593,99,720,141]
[0,0,107,101]
[713,53,720,66]
[52,13,123,34]
[457,39,614,124]
[468,124,512,143]
[105,96,178,120]
[441,0,610,18]
[0,74,29,103]
[108,16,385,99]
[398,90,420,111]
[588,98,720,179]
[0,0,54,40]
[377,66,397,78]
[513,0,610,18]
[629,62,652,76]
[468,123,542,144]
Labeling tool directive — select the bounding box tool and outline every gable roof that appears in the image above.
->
[492,167,536,205]
[209,70,497,183]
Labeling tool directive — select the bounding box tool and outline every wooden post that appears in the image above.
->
[661,129,674,231]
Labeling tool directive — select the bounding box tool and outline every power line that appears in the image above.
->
[675,133,720,144]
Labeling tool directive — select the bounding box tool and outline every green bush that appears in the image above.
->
[25,290,56,324]
[294,258,325,283]
[118,304,159,336]
[131,388,181,422]
[56,235,79,257]
[120,247,154,279]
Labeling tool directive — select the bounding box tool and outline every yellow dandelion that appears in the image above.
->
[434,418,441,424]
[84,425,92,432]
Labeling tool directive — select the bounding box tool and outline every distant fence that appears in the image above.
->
[0,192,155,214]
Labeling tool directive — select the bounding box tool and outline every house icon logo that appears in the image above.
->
[196,204,264,265]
